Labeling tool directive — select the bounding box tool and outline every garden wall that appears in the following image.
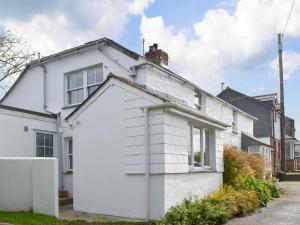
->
[0,157,58,217]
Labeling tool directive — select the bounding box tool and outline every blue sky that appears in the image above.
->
[0,0,299,138]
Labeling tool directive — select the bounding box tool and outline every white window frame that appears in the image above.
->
[65,137,73,171]
[66,72,84,106]
[35,130,55,157]
[188,124,213,170]
[232,111,238,133]
[64,64,103,106]
[194,90,205,112]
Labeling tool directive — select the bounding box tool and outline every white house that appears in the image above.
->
[0,38,256,220]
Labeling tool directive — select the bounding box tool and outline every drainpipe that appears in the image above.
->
[39,59,64,190]
[143,108,150,221]
[56,113,64,191]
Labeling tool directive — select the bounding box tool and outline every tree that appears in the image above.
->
[0,30,35,92]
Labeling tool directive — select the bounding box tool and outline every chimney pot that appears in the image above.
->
[145,43,168,66]
[221,82,225,91]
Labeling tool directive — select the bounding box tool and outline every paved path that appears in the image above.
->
[226,182,300,225]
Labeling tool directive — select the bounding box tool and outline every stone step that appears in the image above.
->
[59,190,69,198]
[59,197,73,206]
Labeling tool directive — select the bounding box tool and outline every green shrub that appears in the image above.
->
[265,178,283,198]
[223,146,255,185]
[247,154,265,179]
[159,197,232,225]
[208,186,260,216]
[235,176,271,206]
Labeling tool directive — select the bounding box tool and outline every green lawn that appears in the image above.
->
[0,212,155,225]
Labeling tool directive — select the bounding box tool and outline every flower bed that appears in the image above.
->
[158,145,282,225]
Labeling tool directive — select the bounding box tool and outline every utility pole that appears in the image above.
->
[278,33,286,172]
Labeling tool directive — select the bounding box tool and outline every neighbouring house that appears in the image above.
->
[218,88,299,173]
[0,38,256,220]
[285,116,300,171]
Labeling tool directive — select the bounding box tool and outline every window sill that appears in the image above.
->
[188,168,216,173]
[62,104,81,110]
[63,170,73,175]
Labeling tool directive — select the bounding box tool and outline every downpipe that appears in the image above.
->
[40,61,64,191]
[143,108,150,221]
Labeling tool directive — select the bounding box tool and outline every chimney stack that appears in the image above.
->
[145,43,168,66]
[221,82,225,91]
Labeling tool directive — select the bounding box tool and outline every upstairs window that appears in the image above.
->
[194,91,204,111]
[36,132,54,157]
[232,111,238,133]
[87,67,103,96]
[65,65,103,106]
[66,72,84,105]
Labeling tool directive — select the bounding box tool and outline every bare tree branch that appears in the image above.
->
[0,30,36,92]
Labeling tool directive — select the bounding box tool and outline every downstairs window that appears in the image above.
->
[188,125,212,170]
[36,132,54,157]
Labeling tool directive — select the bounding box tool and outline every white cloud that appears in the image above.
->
[128,0,155,15]
[0,0,154,55]
[140,0,300,91]
[270,51,300,80]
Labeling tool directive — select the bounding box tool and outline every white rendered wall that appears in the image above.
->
[70,78,224,219]
[72,80,163,219]
[163,172,222,217]
[2,46,142,116]
[0,108,57,157]
[0,158,58,217]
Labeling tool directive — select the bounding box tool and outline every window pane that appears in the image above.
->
[194,95,199,105]
[77,89,84,102]
[68,139,73,154]
[204,130,210,167]
[36,147,44,157]
[95,68,103,83]
[45,134,53,147]
[88,85,99,96]
[87,70,95,85]
[67,74,76,90]
[76,73,83,87]
[45,147,53,157]
[193,128,201,167]
[68,90,77,105]
[188,126,192,166]
[69,155,73,169]
[36,133,44,146]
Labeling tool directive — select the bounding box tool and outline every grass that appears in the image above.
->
[0,212,155,225]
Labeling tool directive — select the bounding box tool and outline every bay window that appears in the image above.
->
[189,125,212,169]
[65,65,103,106]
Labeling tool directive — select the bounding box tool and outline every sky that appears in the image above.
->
[0,0,299,139]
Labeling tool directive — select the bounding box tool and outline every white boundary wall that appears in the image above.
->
[0,157,58,217]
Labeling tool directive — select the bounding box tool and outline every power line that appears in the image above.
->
[282,0,296,36]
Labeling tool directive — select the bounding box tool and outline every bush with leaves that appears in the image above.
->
[223,145,255,185]
[247,154,265,179]
[234,176,271,206]
[265,177,283,198]
[208,185,259,216]
[158,197,232,225]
